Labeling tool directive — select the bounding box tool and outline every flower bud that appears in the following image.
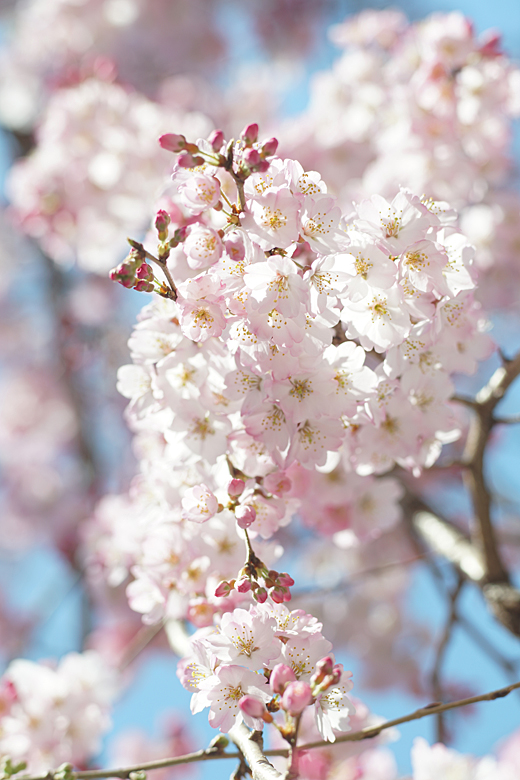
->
[235,504,256,529]
[136,263,154,281]
[177,151,204,168]
[155,209,171,240]
[243,148,261,167]
[236,577,252,593]
[271,587,287,604]
[253,586,267,603]
[270,664,296,694]
[277,572,295,587]
[261,137,279,157]
[281,681,313,716]
[311,656,334,686]
[208,129,225,152]
[241,123,259,145]
[254,160,270,173]
[159,133,187,152]
[134,279,154,293]
[227,478,245,498]
[214,580,232,598]
[239,695,266,718]
[170,226,188,248]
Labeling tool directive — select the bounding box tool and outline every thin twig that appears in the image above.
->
[430,578,464,743]
[20,680,520,780]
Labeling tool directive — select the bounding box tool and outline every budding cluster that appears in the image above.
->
[159,123,279,182]
[109,248,155,292]
[215,566,294,605]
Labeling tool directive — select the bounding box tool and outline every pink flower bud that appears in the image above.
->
[214,580,232,598]
[239,695,266,718]
[270,664,296,694]
[159,133,187,152]
[227,478,245,498]
[177,152,204,168]
[282,681,313,716]
[271,587,287,604]
[311,656,334,687]
[235,504,256,529]
[236,577,252,593]
[254,160,270,173]
[282,589,292,602]
[170,226,188,248]
[243,148,261,167]
[136,263,154,281]
[155,209,171,237]
[277,572,295,587]
[253,587,267,603]
[261,137,279,157]
[134,279,154,293]
[241,122,259,145]
[208,129,225,152]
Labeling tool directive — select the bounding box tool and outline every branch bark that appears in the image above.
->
[228,724,282,780]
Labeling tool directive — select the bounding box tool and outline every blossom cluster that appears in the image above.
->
[0,652,117,773]
[282,9,520,310]
[98,124,491,639]
[178,600,354,739]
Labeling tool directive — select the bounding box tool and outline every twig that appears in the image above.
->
[430,578,464,742]
[127,239,177,299]
[20,680,520,780]
[493,414,520,425]
[295,679,520,750]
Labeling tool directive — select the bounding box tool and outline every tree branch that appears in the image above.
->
[228,724,282,780]
[19,681,520,780]
[430,578,464,743]
[296,679,520,750]
[462,350,520,632]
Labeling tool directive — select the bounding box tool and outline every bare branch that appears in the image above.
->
[430,578,464,742]
[462,350,520,632]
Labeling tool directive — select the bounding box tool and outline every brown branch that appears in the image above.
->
[19,680,520,780]
[462,350,520,633]
[295,679,520,750]
[430,578,464,743]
